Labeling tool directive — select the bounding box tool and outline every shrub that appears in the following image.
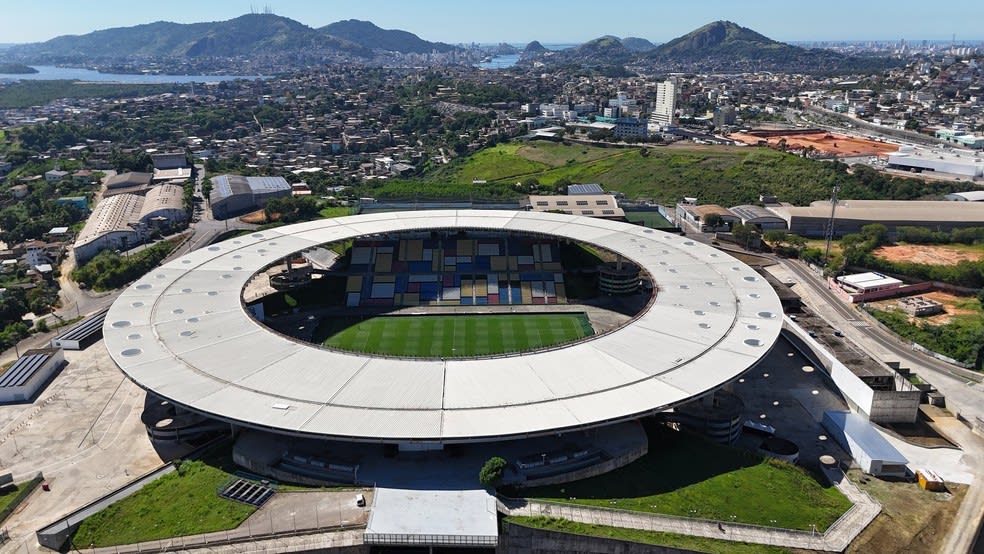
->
[479,456,508,488]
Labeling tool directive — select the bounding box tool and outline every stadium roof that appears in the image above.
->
[104,210,783,443]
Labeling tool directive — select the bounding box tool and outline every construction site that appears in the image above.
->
[730,128,900,158]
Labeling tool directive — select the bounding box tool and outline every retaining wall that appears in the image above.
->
[499,520,701,554]
[782,318,919,423]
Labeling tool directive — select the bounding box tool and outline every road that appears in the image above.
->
[781,259,983,387]
[776,258,984,553]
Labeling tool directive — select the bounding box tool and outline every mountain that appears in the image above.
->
[620,37,656,52]
[320,19,454,54]
[553,36,635,65]
[523,41,548,54]
[645,20,897,73]
[5,14,373,62]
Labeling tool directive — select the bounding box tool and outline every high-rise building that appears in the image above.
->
[650,79,677,129]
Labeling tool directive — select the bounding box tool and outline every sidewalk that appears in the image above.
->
[499,468,880,552]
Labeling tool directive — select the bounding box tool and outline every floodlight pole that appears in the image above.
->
[824,186,839,263]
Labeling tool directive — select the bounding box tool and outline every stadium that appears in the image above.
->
[103,210,782,486]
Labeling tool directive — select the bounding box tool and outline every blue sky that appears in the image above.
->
[1,0,982,45]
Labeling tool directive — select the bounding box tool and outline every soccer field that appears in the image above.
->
[318,313,594,357]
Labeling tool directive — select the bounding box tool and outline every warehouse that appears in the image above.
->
[139,184,187,227]
[886,146,984,178]
[209,175,291,219]
[765,200,984,238]
[72,194,145,263]
[50,308,109,350]
[73,185,187,263]
[729,204,788,230]
[0,348,66,403]
[103,172,152,197]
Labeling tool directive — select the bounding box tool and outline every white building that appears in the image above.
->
[649,79,677,129]
[0,348,65,403]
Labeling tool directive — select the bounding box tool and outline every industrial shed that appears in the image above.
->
[0,348,66,403]
[766,200,984,238]
[72,194,145,263]
[50,308,109,350]
[887,148,984,178]
[209,175,291,220]
[822,411,908,478]
[729,205,787,230]
[103,172,153,197]
[139,184,187,227]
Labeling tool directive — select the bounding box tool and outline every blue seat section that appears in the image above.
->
[347,237,566,306]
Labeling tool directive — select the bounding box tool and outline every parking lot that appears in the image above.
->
[0,341,166,550]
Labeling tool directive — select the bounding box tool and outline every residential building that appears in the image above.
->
[650,79,677,129]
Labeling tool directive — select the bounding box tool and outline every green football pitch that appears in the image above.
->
[317,313,594,357]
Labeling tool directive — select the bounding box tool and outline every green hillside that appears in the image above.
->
[405,142,959,207]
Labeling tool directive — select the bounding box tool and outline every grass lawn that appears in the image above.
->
[0,484,21,514]
[516,142,624,166]
[71,451,255,547]
[506,516,793,554]
[514,427,851,532]
[318,313,593,357]
[318,206,355,218]
[454,142,550,182]
[625,211,672,228]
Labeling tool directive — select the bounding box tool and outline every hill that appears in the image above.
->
[362,142,965,207]
[620,37,657,52]
[6,14,372,62]
[644,20,897,73]
[543,36,636,67]
[320,19,454,54]
[523,41,548,54]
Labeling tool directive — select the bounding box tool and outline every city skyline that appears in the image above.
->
[1,0,983,46]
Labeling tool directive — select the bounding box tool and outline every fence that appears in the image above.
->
[0,473,43,526]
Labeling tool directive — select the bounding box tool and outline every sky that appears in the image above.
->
[1,0,983,45]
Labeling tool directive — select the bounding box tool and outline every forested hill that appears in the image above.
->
[319,19,455,53]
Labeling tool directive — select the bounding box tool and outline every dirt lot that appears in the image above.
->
[239,209,270,224]
[730,131,897,157]
[846,471,966,554]
[874,244,984,266]
[869,290,977,325]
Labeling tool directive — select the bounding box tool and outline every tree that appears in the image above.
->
[201,178,213,203]
[702,213,724,230]
[478,456,508,488]
[763,230,788,247]
[732,223,760,250]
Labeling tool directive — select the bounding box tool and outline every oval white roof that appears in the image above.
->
[104,210,783,442]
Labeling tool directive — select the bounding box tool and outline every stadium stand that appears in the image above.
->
[344,233,567,308]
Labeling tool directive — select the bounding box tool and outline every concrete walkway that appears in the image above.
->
[72,529,365,554]
[499,467,880,552]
